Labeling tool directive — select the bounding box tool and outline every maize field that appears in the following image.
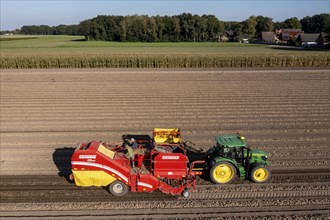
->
[1,36,329,68]
[1,53,329,68]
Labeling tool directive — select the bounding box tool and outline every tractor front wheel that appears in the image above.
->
[210,161,236,184]
[108,180,129,196]
[250,165,271,183]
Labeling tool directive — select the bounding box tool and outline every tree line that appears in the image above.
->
[20,24,79,36]
[1,24,79,36]
[3,13,329,42]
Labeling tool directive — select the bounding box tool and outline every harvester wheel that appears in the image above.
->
[250,165,271,183]
[182,190,191,198]
[108,180,128,196]
[210,161,236,184]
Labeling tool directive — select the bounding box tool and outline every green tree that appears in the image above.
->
[242,16,257,37]
[273,21,284,30]
[300,16,313,33]
[155,16,165,41]
[205,15,222,41]
[178,13,193,41]
[197,15,208,41]
[119,17,128,41]
[103,16,121,41]
[283,17,302,29]
[146,16,158,42]
[301,14,330,33]
[255,16,273,34]
[231,22,242,36]
[173,17,181,41]
[79,19,94,40]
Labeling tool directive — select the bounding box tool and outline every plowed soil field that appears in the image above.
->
[1,68,329,219]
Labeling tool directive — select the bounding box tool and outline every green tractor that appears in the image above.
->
[206,134,270,184]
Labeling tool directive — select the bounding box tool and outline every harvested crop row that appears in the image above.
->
[1,69,329,177]
[0,69,329,219]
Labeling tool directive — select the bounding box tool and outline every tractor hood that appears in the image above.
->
[250,149,270,166]
[250,149,268,157]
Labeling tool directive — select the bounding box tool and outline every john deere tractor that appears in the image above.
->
[206,134,270,184]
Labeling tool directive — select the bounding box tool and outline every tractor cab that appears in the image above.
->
[212,135,248,162]
[209,135,250,164]
[208,134,269,165]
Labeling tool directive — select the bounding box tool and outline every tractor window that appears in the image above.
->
[223,147,230,153]
[216,144,224,156]
[223,147,233,158]
[219,145,243,159]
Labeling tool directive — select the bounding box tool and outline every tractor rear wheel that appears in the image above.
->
[210,161,236,184]
[250,165,271,183]
[108,180,129,196]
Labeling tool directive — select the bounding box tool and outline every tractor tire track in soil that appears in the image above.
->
[1,173,329,219]
[1,69,329,219]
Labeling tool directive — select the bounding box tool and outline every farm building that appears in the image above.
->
[261,32,278,43]
[316,32,330,48]
[274,29,282,37]
[296,33,319,47]
[224,30,239,42]
[239,34,251,43]
[220,35,229,42]
[279,29,304,41]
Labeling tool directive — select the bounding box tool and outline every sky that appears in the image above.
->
[1,0,329,30]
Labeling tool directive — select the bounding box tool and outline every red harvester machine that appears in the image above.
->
[71,128,200,197]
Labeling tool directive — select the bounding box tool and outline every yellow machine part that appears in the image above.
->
[98,144,115,159]
[153,128,182,144]
[72,170,117,187]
